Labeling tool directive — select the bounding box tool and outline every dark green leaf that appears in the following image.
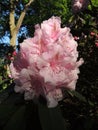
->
[38,103,67,130]
[3,106,26,130]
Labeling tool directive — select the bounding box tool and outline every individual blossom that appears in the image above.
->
[10,16,83,107]
[72,0,89,13]
[95,42,98,47]
[90,32,96,36]
[6,50,17,62]
[96,34,98,39]
[74,36,80,41]
[12,51,17,57]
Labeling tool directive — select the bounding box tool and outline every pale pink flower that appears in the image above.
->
[95,42,98,47]
[90,32,95,36]
[74,0,83,9]
[72,0,89,13]
[74,36,79,41]
[10,16,83,107]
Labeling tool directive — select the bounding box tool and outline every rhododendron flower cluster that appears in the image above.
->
[10,16,83,107]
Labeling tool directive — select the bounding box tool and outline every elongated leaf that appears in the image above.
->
[0,105,18,127]
[68,90,87,103]
[68,90,94,106]
[38,103,67,130]
[3,106,26,130]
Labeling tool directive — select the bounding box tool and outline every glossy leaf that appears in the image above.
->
[3,106,26,130]
[38,103,67,130]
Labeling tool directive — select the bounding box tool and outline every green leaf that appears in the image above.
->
[3,106,26,130]
[92,0,98,7]
[38,103,67,130]
[24,0,29,3]
[73,91,87,102]
[0,105,18,127]
[68,91,94,107]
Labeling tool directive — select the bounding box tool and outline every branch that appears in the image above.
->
[16,0,34,30]
[9,0,16,35]
[9,0,34,47]
[25,0,34,7]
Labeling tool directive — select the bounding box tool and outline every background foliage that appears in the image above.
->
[0,0,98,130]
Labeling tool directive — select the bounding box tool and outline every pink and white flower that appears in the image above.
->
[72,0,89,13]
[10,16,83,107]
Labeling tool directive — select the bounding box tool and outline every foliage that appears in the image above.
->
[0,0,98,130]
[92,0,98,6]
[61,1,98,129]
[0,44,14,91]
[23,0,72,37]
[0,0,71,43]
